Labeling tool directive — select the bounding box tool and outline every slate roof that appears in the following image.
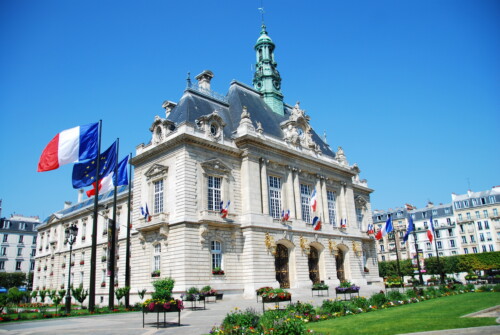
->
[167,80,335,158]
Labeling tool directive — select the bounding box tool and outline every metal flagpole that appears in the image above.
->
[391,221,403,287]
[412,230,424,285]
[88,120,102,312]
[108,138,119,310]
[125,153,132,308]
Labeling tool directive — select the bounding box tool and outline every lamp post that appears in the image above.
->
[65,223,78,314]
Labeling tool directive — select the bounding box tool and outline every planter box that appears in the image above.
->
[261,295,292,312]
[142,304,181,329]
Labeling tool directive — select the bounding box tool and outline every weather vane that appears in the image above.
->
[258,0,265,25]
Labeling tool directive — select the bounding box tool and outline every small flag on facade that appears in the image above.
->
[312,216,322,231]
[367,223,375,235]
[140,203,151,222]
[220,200,230,218]
[281,209,290,222]
[341,218,347,228]
[426,214,434,243]
[375,215,393,240]
[310,189,318,212]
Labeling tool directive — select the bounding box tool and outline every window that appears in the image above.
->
[478,222,483,230]
[483,210,488,218]
[472,247,478,253]
[482,245,487,252]
[17,235,24,244]
[459,225,464,233]
[458,214,463,221]
[435,230,440,238]
[461,236,467,243]
[2,221,10,229]
[432,210,437,215]
[480,233,485,242]
[464,248,469,254]
[422,212,427,218]
[437,241,442,249]
[211,241,222,270]
[15,261,21,271]
[380,245,385,252]
[481,198,486,205]
[489,244,494,252]
[80,271,84,285]
[19,223,26,230]
[448,228,453,237]
[470,235,475,243]
[445,208,450,214]
[381,256,385,261]
[489,196,495,204]
[455,202,462,209]
[426,242,431,250]
[452,251,457,255]
[466,212,471,219]
[207,176,221,211]
[356,208,364,229]
[2,235,7,243]
[463,200,469,207]
[82,224,86,239]
[493,208,498,217]
[327,191,337,226]
[101,269,106,284]
[472,199,477,206]
[300,184,311,223]
[31,249,36,257]
[485,221,490,229]
[1,247,6,256]
[446,218,451,225]
[486,232,492,241]
[153,179,164,214]
[427,253,433,258]
[0,261,4,270]
[32,236,37,245]
[17,248,22,257]
[153,244,161,272]
[268,176,282,219]
[475,211,480,219]
[450,240,456,248]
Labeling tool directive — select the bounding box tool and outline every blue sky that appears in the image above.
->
[1,0,499,219]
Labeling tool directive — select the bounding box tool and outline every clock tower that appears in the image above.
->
[253,24,285,116]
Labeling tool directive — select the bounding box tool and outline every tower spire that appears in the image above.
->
[252,12,284,116]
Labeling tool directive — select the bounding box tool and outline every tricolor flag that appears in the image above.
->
[366,223,375,235]
[220,200,230,218]
[426,214,434,243]
[375,215,393,240]
[86,156,129,197]
[310,189,318,212]
[140,203,151,222]
[38,122,98,172]
[403,215,415,243]
[72,141,117,189]
[312,216,322,231]
[340,218,347,228]
[281,209,290,222]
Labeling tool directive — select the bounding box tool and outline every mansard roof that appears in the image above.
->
[166,80,335,157]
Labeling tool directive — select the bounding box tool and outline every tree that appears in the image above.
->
[71,285,89,309]
[7,287,25,314]
[115,287,130,306]
[0,272,26,289]
[49,290,63,315]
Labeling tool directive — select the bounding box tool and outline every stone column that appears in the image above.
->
[320,178,329,225]
[315,177,322,219]
[241,152,262,215]
[286,166,296,218]
[293,168,302,220]
[260,158,269,215]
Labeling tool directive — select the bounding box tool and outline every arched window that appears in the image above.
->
[211,241,222,271]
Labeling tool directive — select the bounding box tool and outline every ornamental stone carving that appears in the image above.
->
[195,110,226,142]
[280,101,319,150]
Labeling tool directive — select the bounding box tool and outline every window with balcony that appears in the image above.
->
[327,190,337,226]
[485,221,490,229]
[482,245,487,252]
[470,235,475,243]
[268,176,282,219]
[478,222,483,230]
[207,176,221,211]
[448,228,453,237]
[464,248,469,254]
[1,247,6,256]
[300,184,312,223]
[489,244,494,252]
[461,236,467,243]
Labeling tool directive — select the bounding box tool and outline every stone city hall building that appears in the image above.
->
[34,24,381,302]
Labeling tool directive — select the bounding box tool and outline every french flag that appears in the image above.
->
[312,216,322,231]
[85,154,129,197]
[340,218,347,228]
[220,200,230,219]
[140,203,151,222]
[38,122,98,172]
[375,215,393,240]
[281,209,290,222]
[427,214,435,243]
[310,189,318,212]
[367,223,374,235]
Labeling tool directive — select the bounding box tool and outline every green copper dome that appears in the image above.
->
[255,24,274,47]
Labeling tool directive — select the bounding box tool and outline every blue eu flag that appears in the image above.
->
[72,141,117,189]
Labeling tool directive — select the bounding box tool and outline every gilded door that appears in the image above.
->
[275,244,290,288]
[336,249,345,282]
[308,246,320,284]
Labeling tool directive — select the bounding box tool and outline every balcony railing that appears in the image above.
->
[137,212,169,231]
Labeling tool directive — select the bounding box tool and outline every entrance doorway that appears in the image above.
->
[275,244,290,288]
[335,249,345,282]
[308,246,320,284]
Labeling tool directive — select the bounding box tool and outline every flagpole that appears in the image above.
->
[431,227,445,284]
[89,119,102,312]
[391,219,403,288]
[108,138,119,310]
[125,152,132,308]
[412,231,424,285]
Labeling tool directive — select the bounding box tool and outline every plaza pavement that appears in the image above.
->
[0,286,498,335]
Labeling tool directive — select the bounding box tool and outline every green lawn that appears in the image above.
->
[308,292,499,335]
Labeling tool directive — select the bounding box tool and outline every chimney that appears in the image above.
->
[467,190,473,197]
[195,70,214,91]
[64,201,72,209]
[78,189,84,203]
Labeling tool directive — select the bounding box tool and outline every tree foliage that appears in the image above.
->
[0,272,26,289]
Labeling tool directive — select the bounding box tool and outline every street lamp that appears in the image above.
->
[65,223,78,314]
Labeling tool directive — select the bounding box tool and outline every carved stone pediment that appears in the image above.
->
[145,164,168,181]
[200,159,231,176]
[195,110,226,142]
[280,102,318,150]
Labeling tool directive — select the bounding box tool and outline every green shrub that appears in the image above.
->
[186,286,199,295]
[466,283,475,291]
[387,290,407,301]
[221,308,260,331]
[350,296,369,310]
[260,309,307,335]
[321,299,347,314]
[286,302,315,316]
[425,286,438,297]
[492,284,500,292]
[368,292,388,307]
[477,285,492,292]
[151,277,175,301]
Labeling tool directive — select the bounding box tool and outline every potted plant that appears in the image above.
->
[260,288,291,303]
[71,261,75,266]
[364,266,369,273]
[335,280,360,293]
[312,282,329,290]
[200,285,217,297]
[101,282,106,287]
[182,287,203,301]
[151,270,161,278]
[101,255,107,262]
[79,260,85,265]
[61,263,66,269]
[81,236,86,241]
[212,267,225,275]
[37,267,41,272]
[142,277,183,313]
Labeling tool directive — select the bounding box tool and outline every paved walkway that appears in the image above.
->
[0,288,498,335]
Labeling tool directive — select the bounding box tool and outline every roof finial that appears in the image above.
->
[186,72,191,88]
[258,1,265,26]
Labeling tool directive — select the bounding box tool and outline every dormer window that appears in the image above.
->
[155,127,163,142]
[210,123,218,136]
